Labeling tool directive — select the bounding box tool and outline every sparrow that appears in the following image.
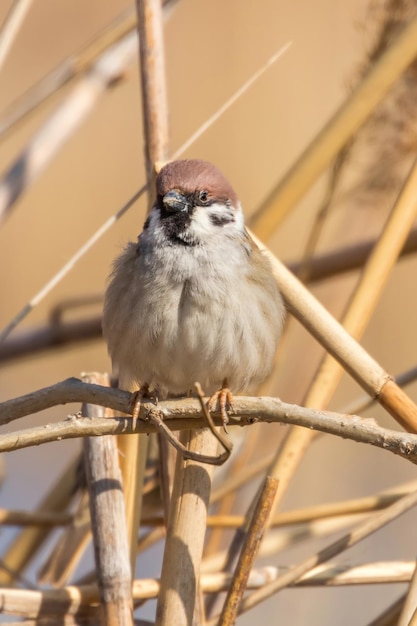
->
[102,159,284,424]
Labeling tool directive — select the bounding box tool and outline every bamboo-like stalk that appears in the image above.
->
[249,13,417,239]
[217,477,278,626]
[245,150,417,525]
[83,373,133,626]
[136,0,169,199]
[115,0,170,576]
[155,428,218,625]
[252,233,417,429]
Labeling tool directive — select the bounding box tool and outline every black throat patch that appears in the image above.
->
[158,201,198,247]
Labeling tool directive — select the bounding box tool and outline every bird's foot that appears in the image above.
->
[129,383,152,432]
[208,382,234,433]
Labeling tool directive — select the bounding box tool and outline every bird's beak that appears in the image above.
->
[163,190,189,213]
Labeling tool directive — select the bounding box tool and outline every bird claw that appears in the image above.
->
[129,383,151,432]
[208,386,234,433]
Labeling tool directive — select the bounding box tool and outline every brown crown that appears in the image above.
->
[156,159,239,207]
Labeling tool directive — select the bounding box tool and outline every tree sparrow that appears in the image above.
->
[103,159,284,423]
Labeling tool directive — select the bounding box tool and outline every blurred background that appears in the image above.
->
[1,0,417,624]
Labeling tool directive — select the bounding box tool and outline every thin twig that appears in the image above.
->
[0,0,32,71]
[235,488,417,618]
[217,476,279,626]
[171,42,291,159]
[144,401,231,466]
[0,183,146,344]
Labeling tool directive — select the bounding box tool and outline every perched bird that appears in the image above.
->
[103,159,284,423]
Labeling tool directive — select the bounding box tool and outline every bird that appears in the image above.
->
[102,159,285,425]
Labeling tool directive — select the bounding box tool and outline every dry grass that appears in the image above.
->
[1,1,417,625]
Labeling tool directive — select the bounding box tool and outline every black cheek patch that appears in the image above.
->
[209,212,235,226]
[143,215,151,230]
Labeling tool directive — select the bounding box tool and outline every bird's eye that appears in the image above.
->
[199,190,209,204]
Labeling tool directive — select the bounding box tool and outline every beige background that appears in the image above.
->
[1,1,417,624]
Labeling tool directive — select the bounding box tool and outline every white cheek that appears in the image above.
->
[190,201,244,237]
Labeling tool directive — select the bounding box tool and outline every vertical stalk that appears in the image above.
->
[117,0,170,575]
[83,373,133,626]
[156,429,218,625]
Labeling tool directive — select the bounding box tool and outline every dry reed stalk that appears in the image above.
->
[155,428,219,626]
[152,478,413,530]
[83,372,133,626]
[1,560,415,621]
[0,0,32,71]
[115,0,170,575]
[259,151,417,516]
[210,448,276,504]
[243,151,417,529]
[205,425,262,557]
[136,0,169,198]
[247,235,417,525]
[236,487,417,618]
[398,560,417,626]
[37,491,91,586]
[0,509,71,527]
[367,595,406,626]
[0,2,176,141]
[288,224,417,283]
[249,13,417,239]
[0,7,136,139]
[217,476,279,626]
[0,31,137,224]
[250,236,417,429]
[0,456,79,585]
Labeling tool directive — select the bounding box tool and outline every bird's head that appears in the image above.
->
[143,159,244,246]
